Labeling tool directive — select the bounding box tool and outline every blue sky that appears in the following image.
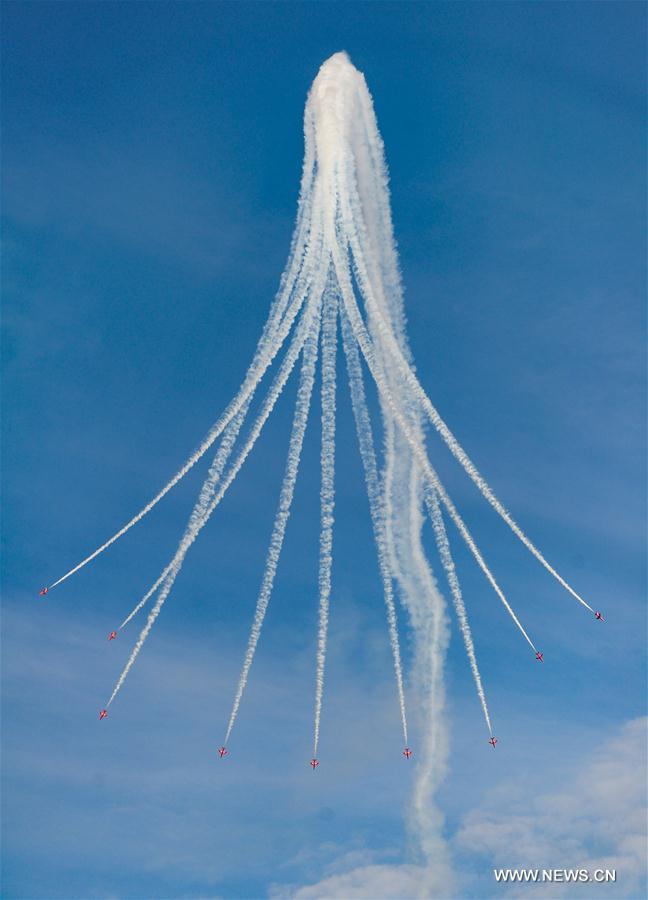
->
[2,3,646,898]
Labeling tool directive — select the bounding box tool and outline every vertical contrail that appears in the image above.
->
[312,281,338,760]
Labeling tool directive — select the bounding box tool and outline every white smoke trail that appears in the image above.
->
[331,236,538,654]
[424,484,494,736]
[106,277,327,707]
[342,164,592,614]
[339,106,451,841]
[340,305,408,747]
[46,172,325,593]
[404,460,451,885]
[326,124,536,650]
[118,404,250,630]
[223,306,321,744]
[377,342,450,881]
[307,55,451,881]
[114,174,331,629]
[312,281,338,760]
[119,567,169,630]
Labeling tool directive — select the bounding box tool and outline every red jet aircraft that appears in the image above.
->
[99,709,108,720]
[218,747,228,758]
[488,737,498,748]
[310,758,319,770]
[402,747,413,759]
[39,587,48,596]
[535,651,544,662]
[108,631,117,641]
[595,611,605,621]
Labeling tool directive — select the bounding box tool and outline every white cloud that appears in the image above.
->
[271,863,444,900]
[455,716,647,897]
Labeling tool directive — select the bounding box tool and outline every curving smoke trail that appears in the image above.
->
[48,296,300,592]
